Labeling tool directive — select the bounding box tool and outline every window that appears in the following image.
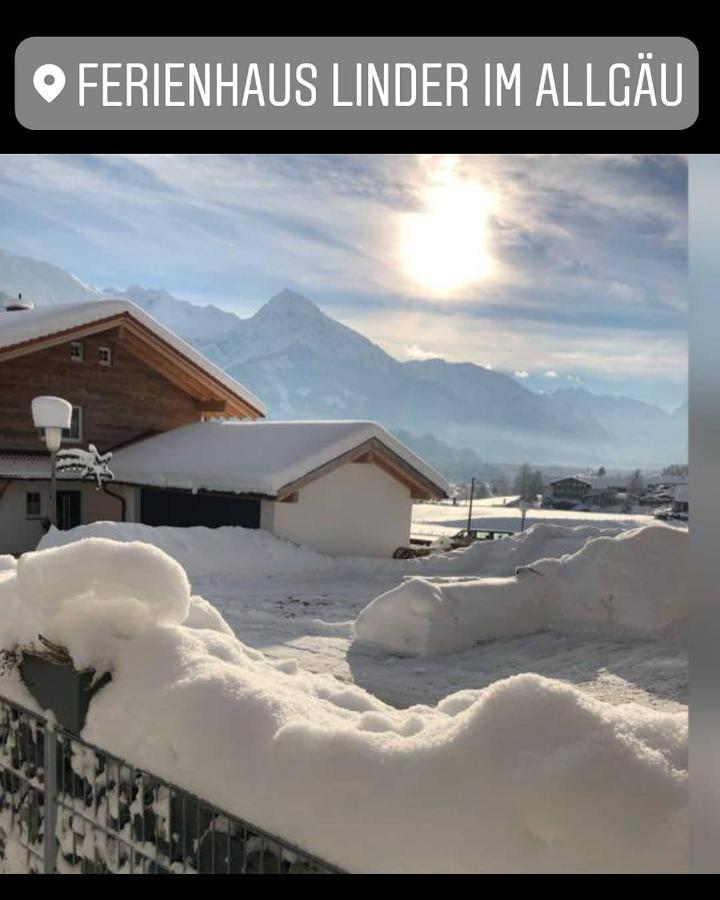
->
[26,492,41,519]
[70,341,84,362]
[98,345,112,366]
[62,406,83,442]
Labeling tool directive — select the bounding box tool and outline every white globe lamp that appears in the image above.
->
[31,396,73,526]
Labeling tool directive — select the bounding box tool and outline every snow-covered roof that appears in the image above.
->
[582,477,612,492]
[550,475,619,492]
[0,299,266,417]
[0,452,76,481]
[673,485,689,504]
[648,474,687,487]
[110,420,450,499]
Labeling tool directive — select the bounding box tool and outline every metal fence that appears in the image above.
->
[0,694,342,875]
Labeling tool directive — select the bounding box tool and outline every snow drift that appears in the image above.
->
[404,521,626,577]
[39,521,337,581]
[39,520,627,583]
[0,538,687,873]
[0,538,687,872]
[354,525,688,657]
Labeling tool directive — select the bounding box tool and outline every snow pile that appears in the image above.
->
[0,538,193,672]
[354,525,687,657]
[407,522,625,577]
[39,521,336,581]
[39,520,627,584]
[0,538,687,873]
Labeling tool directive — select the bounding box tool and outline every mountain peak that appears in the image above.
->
[258,289,325,320]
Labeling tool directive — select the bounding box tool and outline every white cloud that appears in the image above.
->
[402,344,442,361]
[0,153,687,399]
[348,306,687,382]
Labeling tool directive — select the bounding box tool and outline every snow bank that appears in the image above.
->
[0,538,192,672]
[39,521,336,581]
[354,525,687,657]
[39,520,628,584]
[406,522,626,577]
[0,555,16,574]
[0,538,687,873]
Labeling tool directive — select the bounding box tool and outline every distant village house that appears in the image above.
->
[547,475,620,509]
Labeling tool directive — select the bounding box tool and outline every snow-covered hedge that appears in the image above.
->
[0,537,687,873]
[39,522,337,580]
[415,521,626,577]
[39,520,628,582]
[354,525,688,657]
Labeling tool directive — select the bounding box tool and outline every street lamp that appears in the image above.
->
[518,499,530,532]
[32,396,72,528]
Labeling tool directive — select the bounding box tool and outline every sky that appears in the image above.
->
[0,153,687,409]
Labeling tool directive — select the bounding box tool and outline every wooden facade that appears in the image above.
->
[549,477,592,501]
[0,329,212,452]
[0,307,263,452]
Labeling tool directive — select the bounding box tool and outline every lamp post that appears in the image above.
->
[466,477,475,532]
[31,396,72,528]
[519,499,530,532]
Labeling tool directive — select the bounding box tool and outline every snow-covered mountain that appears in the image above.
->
[543,388,688,465]
[0,248,103,305]
[0,248,687,467]
[189,289,605,462]
[0,251,238,344]
[102,286,239,343]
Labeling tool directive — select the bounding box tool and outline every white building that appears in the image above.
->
[0,298,447,558]
[109,420,449,557]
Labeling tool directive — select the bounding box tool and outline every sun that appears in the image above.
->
[399,174,495,296]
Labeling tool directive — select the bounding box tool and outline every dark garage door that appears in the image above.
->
[140,488,261,529]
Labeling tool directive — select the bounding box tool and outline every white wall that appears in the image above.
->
[271,461,412,557]
[0,480,131,555]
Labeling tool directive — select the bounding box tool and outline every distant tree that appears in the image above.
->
[662,464,689,477]
[491,474,510,496]
[597,466,607,477]
[531,468,545,500]
[473,480,490,500]
[513,464,544,503]
[626,468,645,499]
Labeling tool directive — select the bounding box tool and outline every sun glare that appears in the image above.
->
[400,175,495,296]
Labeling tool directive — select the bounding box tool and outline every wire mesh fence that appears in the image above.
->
[0,694,342,874]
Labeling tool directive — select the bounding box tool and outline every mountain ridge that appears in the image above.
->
[0,247,687,468]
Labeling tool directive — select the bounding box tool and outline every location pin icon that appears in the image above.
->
[33,64,66,103]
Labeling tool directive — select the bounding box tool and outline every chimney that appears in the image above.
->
[5,292,34,312]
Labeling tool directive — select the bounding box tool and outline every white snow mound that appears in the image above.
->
[0,538,192,671]
[354,525,687,657]
[39,522,336,580]
[0,537,687,873]
[39,520,632,583]
[406,521,626,577]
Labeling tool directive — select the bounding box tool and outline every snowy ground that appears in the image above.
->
[411,498,654,537]
[39,511,686,715]
[203,573,686,712]
[200,504,684,713]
